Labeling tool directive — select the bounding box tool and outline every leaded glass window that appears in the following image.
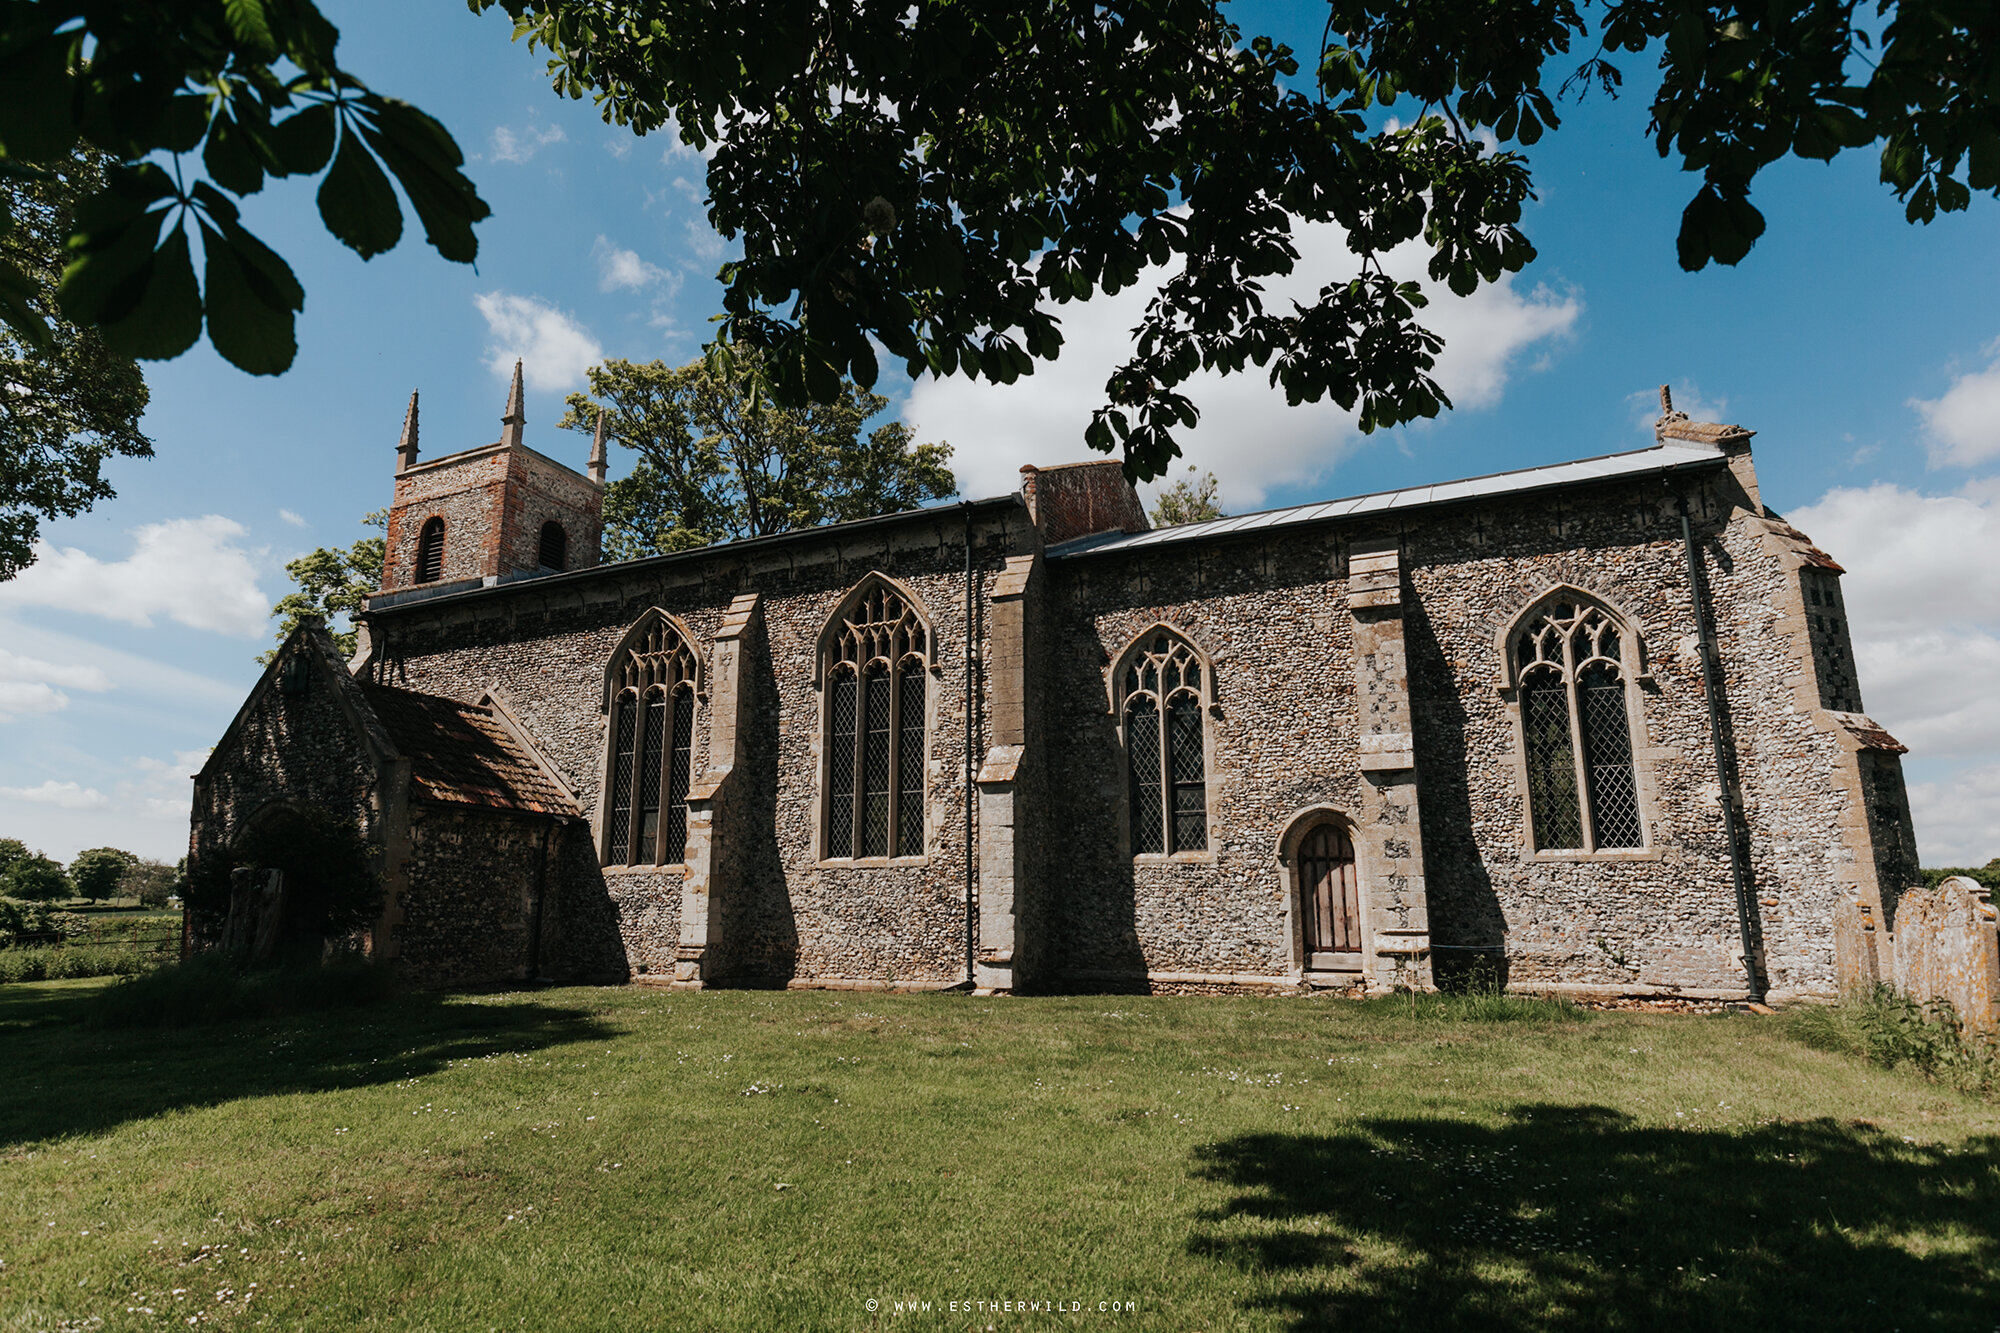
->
[1514,600,1644,851]
[1119,629,1209,855]
[603,612,701,866]
[822,579,929,859]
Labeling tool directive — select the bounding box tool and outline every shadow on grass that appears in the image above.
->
[1190,1107,2000,1332]
[0,979,615,1150]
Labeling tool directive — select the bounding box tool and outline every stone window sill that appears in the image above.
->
[1133,851,1218,866]
[601,862,689,875]
[1527,847,1662,863]
[815,856,930,869]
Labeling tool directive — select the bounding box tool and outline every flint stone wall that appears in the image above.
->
[384,448,510,591]
[395,806,549,987]
[364,505,1031,987]
[190,646,384,918]
[1044,466,1870,995]
[494,447,604,578]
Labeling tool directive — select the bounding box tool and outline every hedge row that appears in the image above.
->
[0,946,159,984]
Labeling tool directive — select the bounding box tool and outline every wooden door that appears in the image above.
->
[1299,824,1360,968]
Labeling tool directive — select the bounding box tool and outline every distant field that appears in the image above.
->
[1,980,1995,1331]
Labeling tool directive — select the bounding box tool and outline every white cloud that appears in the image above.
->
[1788,484,2000,642]
[681,218,725,264]
[1625,381,1732,435]
[1905,762,2000,866]
[0,517,270,638]
[1911,339,2000,468]
[0,780,109,810]
[278,508,306,527]
[127,748,211,826]
[903,221,1580,507]
[593,236,670,292]
[0,616,245,712]
[659,115,723,164]
[489,123,567,164]
[0,746,215,862]
[1788,481,2000,860]
[473,292,604,392]
[0,648,111,721]
[0,681,66,719]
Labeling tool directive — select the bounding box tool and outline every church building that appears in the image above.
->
[189,365,1919,1001]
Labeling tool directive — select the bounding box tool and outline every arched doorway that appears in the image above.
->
[1297,823,1362,971]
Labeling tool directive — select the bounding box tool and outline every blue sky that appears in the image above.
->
[4,1,1999,866]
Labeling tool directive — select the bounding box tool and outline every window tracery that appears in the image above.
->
[1116,629,1209,855]
[603,613,700,867]
[823,579,928,860]
[1512,599,1643,851]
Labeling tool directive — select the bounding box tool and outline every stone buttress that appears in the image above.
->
[1346,537,1435,989]
[675,593,763,988]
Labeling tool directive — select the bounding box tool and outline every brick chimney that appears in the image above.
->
[1018,460,1150,545]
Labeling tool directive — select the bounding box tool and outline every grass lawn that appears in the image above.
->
[2,980,1996,1332]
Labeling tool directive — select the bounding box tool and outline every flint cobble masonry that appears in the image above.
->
[190,382,1919,1000]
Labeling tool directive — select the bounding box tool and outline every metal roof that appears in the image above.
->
[1047,438,1731,559]
[366,492,1024,616]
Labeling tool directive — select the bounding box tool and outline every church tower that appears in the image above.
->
[379,362,608,597]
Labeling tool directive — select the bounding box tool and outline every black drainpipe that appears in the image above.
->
[962,501,978,989]
[1678,493,1765,1003]
[527,818,554,980]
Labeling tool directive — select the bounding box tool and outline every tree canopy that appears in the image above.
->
[0,1,489,375]
[1,146,152,579]
[1,845,71,903]
[482,0,2000,478]
[120,857,181,908]
[1150,467,1226,526]
[559,355,955,559]
[67,846,137,903]
[261,509,386,663]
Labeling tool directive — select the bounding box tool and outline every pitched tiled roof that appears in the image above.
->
[363,686,578,816]
[1828,711,1908,755]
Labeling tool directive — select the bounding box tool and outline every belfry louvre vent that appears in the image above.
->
[414,517,445,584]
[538,521,567,572]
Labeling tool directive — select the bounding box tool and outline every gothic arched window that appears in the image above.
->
[1116,628,1210,855]
[414,517,445,584]
[538,521,567,572]
[603,612,700,867]
[822,578,928,860]
[1512,598,1644,851]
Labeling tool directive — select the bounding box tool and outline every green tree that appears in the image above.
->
[67,846,138,904]
[0,2,489,375]
[483,0,2000,477]
[559,356,955,560]
[3,849,71,903]
[1150,468,1225,527]
[0,838,26,878]
[261,509,386,663]
[1,147,153,579]
[119,857,181,908]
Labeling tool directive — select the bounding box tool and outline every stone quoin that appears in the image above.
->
[189,376,1922,1001]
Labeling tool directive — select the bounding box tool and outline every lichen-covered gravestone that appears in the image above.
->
[1890,876,2000,1033]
